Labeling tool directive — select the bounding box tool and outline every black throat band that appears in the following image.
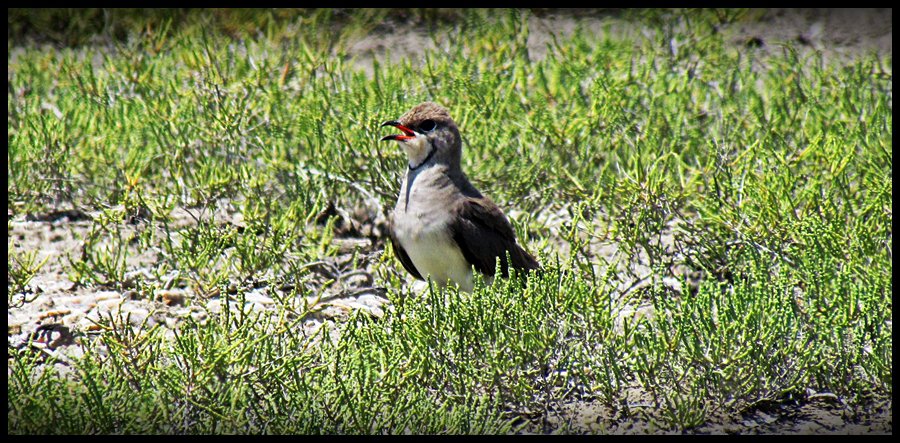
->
[408,148,436,171]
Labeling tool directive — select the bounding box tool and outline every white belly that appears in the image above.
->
[394,217,474,292]
[393,167,476,292]
[405,232,474,293]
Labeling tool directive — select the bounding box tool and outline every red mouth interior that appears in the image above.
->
[393,123,415,140]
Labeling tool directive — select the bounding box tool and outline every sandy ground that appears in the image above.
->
[8,8,892,435]
[347,8,892,75]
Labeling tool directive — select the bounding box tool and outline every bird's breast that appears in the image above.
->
[396,169,454,236]
[393,171,474,291]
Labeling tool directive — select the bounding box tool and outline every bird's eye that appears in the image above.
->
[419,119,437,132]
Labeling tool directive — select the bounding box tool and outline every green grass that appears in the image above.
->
[7,8,892,434]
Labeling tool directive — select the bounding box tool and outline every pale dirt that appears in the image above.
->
[7,8,891,435]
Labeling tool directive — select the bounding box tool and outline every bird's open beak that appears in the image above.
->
[380,120,416,142]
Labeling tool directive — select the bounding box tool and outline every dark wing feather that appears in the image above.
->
[450,197,541,278]
[388,221,424,281]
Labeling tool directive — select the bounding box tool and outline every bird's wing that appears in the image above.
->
[388,220,424,281]
[449,197,541,278]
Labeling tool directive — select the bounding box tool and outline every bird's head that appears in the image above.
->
[380,102,462,170]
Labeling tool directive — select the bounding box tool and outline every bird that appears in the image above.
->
[380,101,540,293]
